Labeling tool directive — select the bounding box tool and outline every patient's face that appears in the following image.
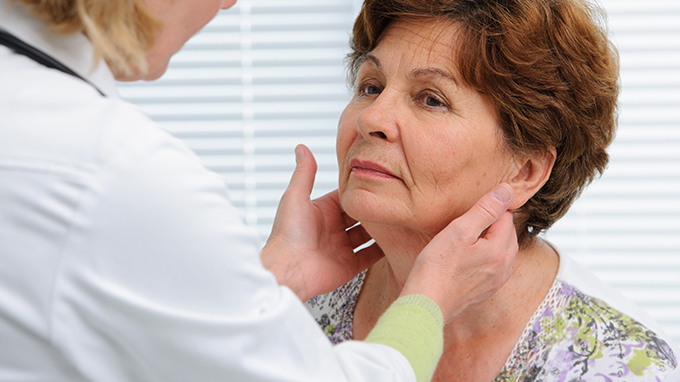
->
[337,20,517,236]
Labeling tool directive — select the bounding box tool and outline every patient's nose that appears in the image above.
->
[356,92,400,143]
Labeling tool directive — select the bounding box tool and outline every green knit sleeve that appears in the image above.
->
[364,294,444,382]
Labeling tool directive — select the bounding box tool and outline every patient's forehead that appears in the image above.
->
[371,19,462,70]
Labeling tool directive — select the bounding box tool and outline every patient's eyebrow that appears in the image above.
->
[359,55,459,87]
[411,68,459,86]
[362,53,381,70]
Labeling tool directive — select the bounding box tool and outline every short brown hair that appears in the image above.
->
[349,0,620,247]
[15,0,161,77]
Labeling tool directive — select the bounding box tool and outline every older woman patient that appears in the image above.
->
[306,0,679,380]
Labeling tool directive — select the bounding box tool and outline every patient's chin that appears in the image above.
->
[339,189,398,226]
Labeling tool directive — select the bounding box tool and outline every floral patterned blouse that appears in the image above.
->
[306,264,678,381]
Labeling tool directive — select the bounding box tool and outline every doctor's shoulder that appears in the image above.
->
[1,58,196,173]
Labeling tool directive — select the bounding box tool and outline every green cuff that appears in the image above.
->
[365,294,444,382]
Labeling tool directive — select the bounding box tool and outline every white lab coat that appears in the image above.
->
[0,2,415,381]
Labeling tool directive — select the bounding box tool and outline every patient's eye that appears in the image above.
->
[425,95,444,108]
[358,81,383,98]
[414,91,450,112]
[364,85,381,95]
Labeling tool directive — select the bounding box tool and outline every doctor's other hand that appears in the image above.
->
[261,144,384,302]
[401,183,518,324]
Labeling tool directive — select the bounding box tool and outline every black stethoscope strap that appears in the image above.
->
[0,28,106,96]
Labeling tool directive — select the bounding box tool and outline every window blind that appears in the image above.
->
[543,0,680,343]
[118,0,354,237]
[117,0,680,345]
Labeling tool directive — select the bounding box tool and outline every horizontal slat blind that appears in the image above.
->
[118,0,680,345]
[544,0,680,343]
[118,0,354,236]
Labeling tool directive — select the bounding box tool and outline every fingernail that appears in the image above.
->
[295,146,304,163]
[493,185,512,203]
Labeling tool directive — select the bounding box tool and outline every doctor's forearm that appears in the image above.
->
[365,294,444,382]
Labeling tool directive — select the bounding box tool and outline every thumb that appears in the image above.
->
[287,144,317,199]
[456,183,514,242]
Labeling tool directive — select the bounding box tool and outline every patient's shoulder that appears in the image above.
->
[496,281,678,381]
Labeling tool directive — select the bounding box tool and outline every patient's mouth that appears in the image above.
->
[350,159,399,180]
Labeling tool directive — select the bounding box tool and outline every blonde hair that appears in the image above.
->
[15,0,161,77]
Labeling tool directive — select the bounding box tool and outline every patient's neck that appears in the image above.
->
[355,225,559,380]
[360,223,437,311]
[363,223,558,332]
[365,225,433,288]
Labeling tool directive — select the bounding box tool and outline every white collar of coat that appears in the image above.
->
[0,0,119,98]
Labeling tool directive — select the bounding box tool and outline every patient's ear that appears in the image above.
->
[507,148,556,210]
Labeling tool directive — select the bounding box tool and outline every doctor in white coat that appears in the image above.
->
[0,0,518,381]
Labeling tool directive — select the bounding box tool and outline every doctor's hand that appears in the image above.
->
[400,183,518,324]
[261,144,384,302]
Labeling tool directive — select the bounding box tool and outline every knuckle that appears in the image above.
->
[457,225,479,243]
[477,199,501,221]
